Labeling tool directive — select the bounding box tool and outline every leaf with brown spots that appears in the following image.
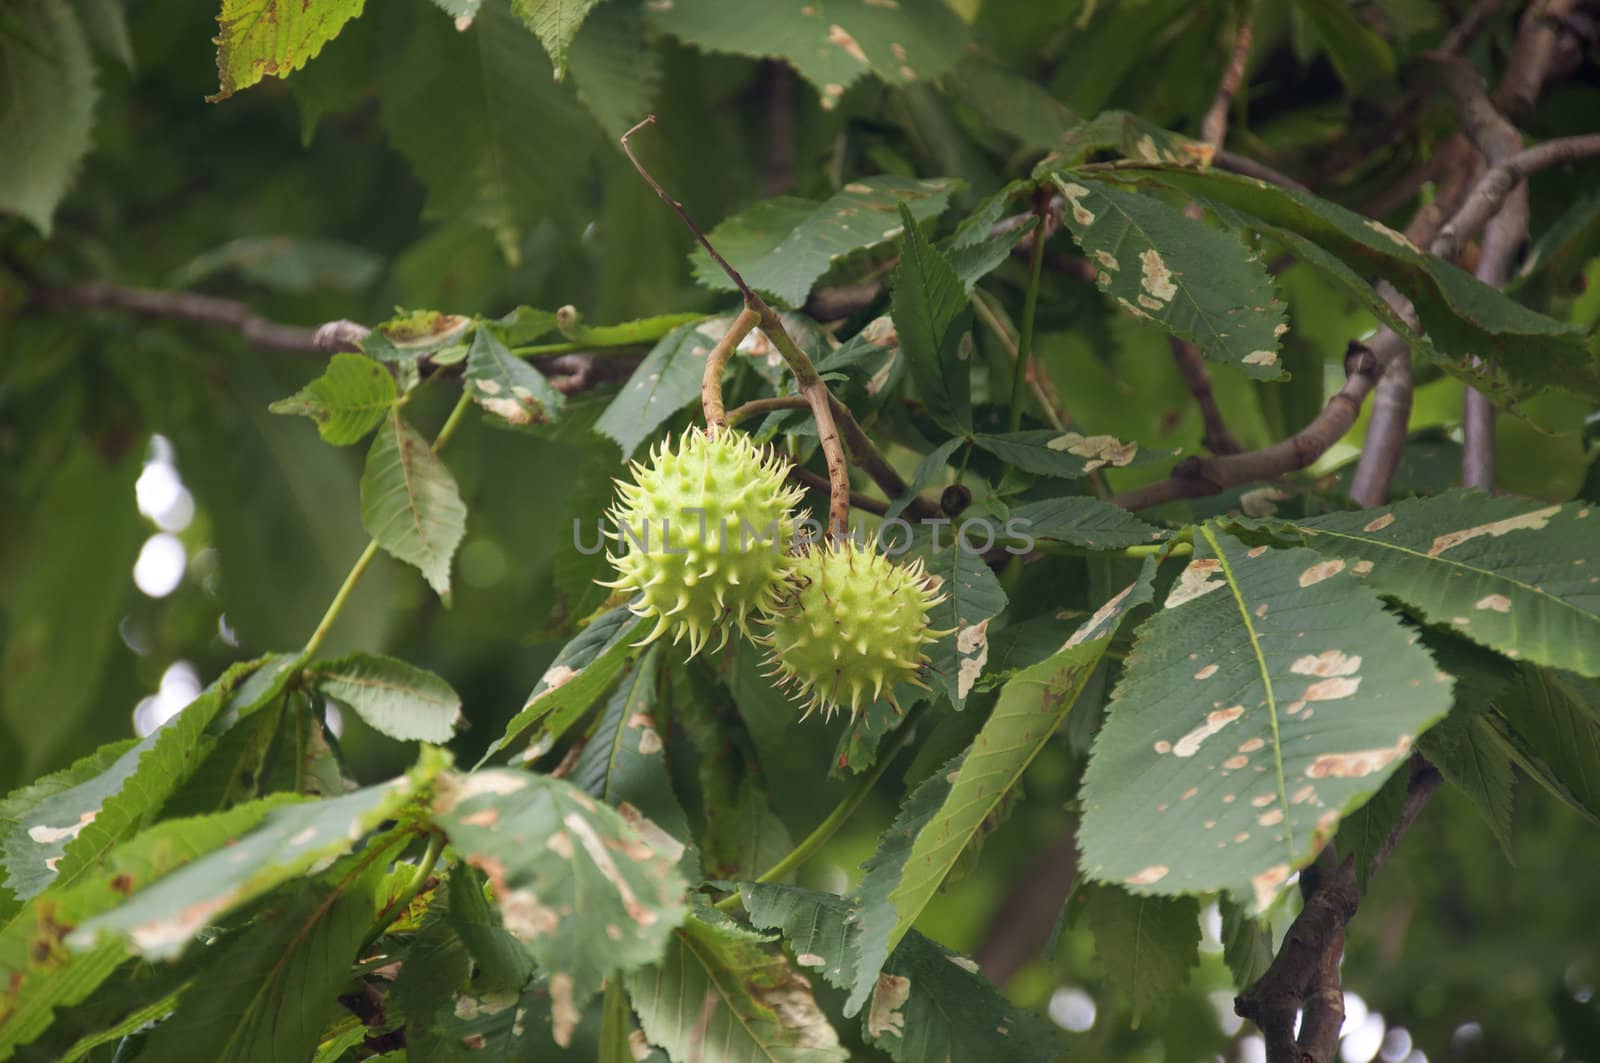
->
[481,603,648,766]
[625,912,846,1063]
[1241,491,1600,677]
[211,0,366,101]
[0,794,297,1058]
[1079,526,1452,913]
[1046,174,1288,380]
[464,326,566,429]
[433,768,688,1041]
[648,0,966,107]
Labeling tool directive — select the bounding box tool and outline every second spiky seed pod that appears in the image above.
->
[759,540,945,720]
[602,428,804,655]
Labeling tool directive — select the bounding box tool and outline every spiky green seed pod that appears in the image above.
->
[601,428,805,655]
[759,540,946,720]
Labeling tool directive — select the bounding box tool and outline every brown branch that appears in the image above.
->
[1170,338,1245,455]
[1434,132,1600,263]
[786,465,892,517]
[30,282,345,353]
[1113,341,1381,510]
[623,116,852,537]
[973,823,1080,986]
[701,307,760,429]
[1200,11,1254,149]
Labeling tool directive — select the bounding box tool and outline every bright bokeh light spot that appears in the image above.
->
[1209,989,1242,1037]
[132,661,202,736]
[1047,987,1097,1032]
[1379,1027,1413,1062]
[1341,1011,1386,1063]
[1402,1052,1428,1063]
[135,462,194,532]
[1199,901,1223,952]
[325,702,344,738]
[1237,1034,1267,1063]
[1341,992,1369,1036]
[1450,1022,1482,1053]
[217,613,240,648]
[133,533,187,597]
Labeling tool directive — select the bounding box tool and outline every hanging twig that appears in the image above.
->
[622,116,853,537]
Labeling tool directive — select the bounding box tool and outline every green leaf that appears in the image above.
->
[572,649,697,873]
[1416,636,1518,856]
[848,599,1145,1015]
[361,410,468,598]
[1078,528,1455,913]
[942,54,1076,151]
[892,201,973,434]
[432,769,689,1046]
[446,865,535,989]
[1249,492,1600,677]
[388,885,471,1040]
[1108,164,1600,405]
[211,0,366,101]
[0,0,96,234]
[510,0,599,77]
[1332,761,1408,893]
[379,0,595,257]
[464,326,566,428]
[70,772,426,959]
[1008,495,1166,549]
[482,604,647,763]
[1080,885,1200,1021]
[739,883,854,991]
[883,437,963,523]
[921,546,1007,710]
[2,447,141,773]
[1048,175,1288,379]
[1219,895,1271,991]
[694,177,957,307]
[626,912,846,1062]
[269,353,397,445]
[866,929,1056,1063]
[568,0,660,136]
[873,639,1118,983]
[594,315,722,458]
[309,653,463,743]
[0,796,295,1060]
[1492,665,1600,824]
[844,751,962,1016]
[974,430,1168,479]
[136,837,401,1063]
[1293,0,1396,94]
[1039,110,1211,171]
[649,0,966,107]
[71,0,135,69]
[0,656,276,903]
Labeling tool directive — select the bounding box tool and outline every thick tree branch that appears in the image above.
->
[31,281,341,353]
[1112,342,1381,510]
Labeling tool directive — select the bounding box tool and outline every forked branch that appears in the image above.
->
[622,116,852,536]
